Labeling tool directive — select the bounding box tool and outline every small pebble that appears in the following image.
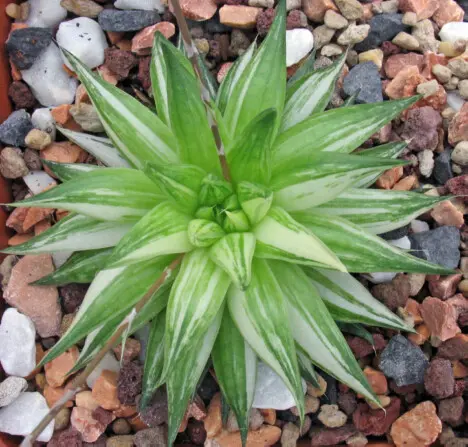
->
[0,376,28,407]
[27,0,67,28]
[98,9,160,32]
[324,10,348,29]
[0,110,33,147]
[115,0,164,11]
[318,404,348,428]
[392,31,420,50]
[25,128,52,150]
[432,64,453,84]
[0,147,29,179]
[286,28,314,67]
[439,22,468,43]
[60,0,104,18]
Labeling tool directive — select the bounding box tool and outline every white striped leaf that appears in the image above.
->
[314,188,446,235]
[106,202,192,268]
[39,255,176,367]
[227,109,276,185]
[163,249,231,382]
[2,213,133,255]
[223,0,286,137]
[268,261,379,406]
[281,53,346,131]
[254,206,346,271]
[155,38,221,175]
[272,96,418,174]
[217,40,257,115]
[306,268,411,331]
[58,127,130,168]
[199,174,233,206]
[143,163,206,214]
[166,306,224,445]
[9,169,163,222]
[296,347,320,388]
[63,49,179,169]
[223,210,250,233]
[227,259,305,421]
[33,248,112,286]
[188,219,225,248]
[212,309,257,445]
[210,233,256,290]
[42,160,101,181]
[141,310,166,408]
[286,49,316,87]
[294,211,453,274]
[270,154,407,211]
[237,182,273,226]
[338,322,375,346]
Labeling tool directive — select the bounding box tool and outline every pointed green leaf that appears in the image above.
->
[342,91,359,107]
[223,0,286,136]
[58,127,130,168]
[9,169,163,222]
[106,202,192,268]
[210,233,256,290]
[163,249,231,382]
[306,268,412,331]
[338,322,375,346]
[254,206,346,271]
[268,260,379,406]
[237,182,273,225]
[273,96,419,174]
[223,210,250,233]
[2,214,133,255]
[228,259,305,421]
[212,309,256,445]
[63,49,178,169]
[314,188,446,235]
[188,219,225,248]
[227,109,276,185]
[296,347,320,388]
[217,39,257,115]
[282,53,346,131]
[42,160,101,181]
[154,37,221,175]
[199,174,233,206]
[40,255,176,367]
[270,153,407,211]
[32,248,112,286]
[295,211,453,274]
[287,49,316,87]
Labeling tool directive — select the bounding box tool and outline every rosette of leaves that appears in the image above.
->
[5,1,451,444]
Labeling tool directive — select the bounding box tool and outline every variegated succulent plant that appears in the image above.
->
[5,1,452,444]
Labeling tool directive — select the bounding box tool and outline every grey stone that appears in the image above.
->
[408,226,460,269]
[6,28,52,70]
[355,14,408,51]
[379,334,429,386]
[134,427,168,447]
[343,62,383,104]
[0,376,27,407]
[434,149,453,185]
[98,9,159,32]
[0,110,33,147]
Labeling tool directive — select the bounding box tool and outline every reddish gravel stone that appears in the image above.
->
[138,57,151,90]
[187,421,207,445]
[352,397,401,436]
[438,397,464,426]
[446,175,468,202]
[8,81,35,109]
[437,334,468,360]
[47,426,83,447]
[92,407,115,427]
[424,358,455,399]
[256,8,275,36]
[421,296,461,342]
[371,274,410,311]
[452,379,466,397]
[310,424,357,446]
[384,53,424,79]
[399,0,440,19]
[347,334,386,358]
[117,361,143,405]
[337,392,357,416]
[381,41,401,56]
[104,48,138,80]
[449,103,468,145]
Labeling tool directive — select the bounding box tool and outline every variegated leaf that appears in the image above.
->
[212,309,257,445]
[163,249,231,382]
[270,154,407,211]
[228,259,305,421]
[338,322,375,346]
[33,248,112,286]
[272,96,418,174]
[306,268,411,331]
[295,211,453,274]
[210,233,256,290]
[223,0,286,137]
[9,169,163,222]
[296,347,320,388]
[281,53,346,131]
[286,49,316,87]
[2,213,133,255]
[237,182,273,226]
[106,202,192,268]
[227,109,276,185]
[254,206,346,271]
[39,256,176,367]
[314,188,446,235]
[58,127,130,168]
[269,261,379,406]
[42,160,101,181]
[188,219,225,248]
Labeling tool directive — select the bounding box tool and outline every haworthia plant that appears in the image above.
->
[8,1,454,445]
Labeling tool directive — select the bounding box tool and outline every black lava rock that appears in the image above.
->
[379,334,429,386]
[434,149,453,185]
[98,9,160,32]
[197,372,219,402]
[6,27,52,70]
[355,14,408,52]
[379,224,410,241]
[0,110,33,147]
[343,62,383,104]
[117,361,143,405]
[408,226,460,269]
[60,283,88,314]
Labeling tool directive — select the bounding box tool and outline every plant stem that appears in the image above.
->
[21,255,184,446]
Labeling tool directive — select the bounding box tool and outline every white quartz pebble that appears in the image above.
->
[31,108,56,141]
[21,44,78,107]
[411,219,430,233]
[286,28,314,67]
[366,272,397,284]
[53,252,73,269]
[439,22,468,43]
[0,377,28,407]
[115,0,165,12]
[57,18,108,69]
[447,92,466,112]
[0,392,54,442]
[23,170,57,195]
[26,0,67,28]
[390,236,411,250]
[0,308,36,378]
